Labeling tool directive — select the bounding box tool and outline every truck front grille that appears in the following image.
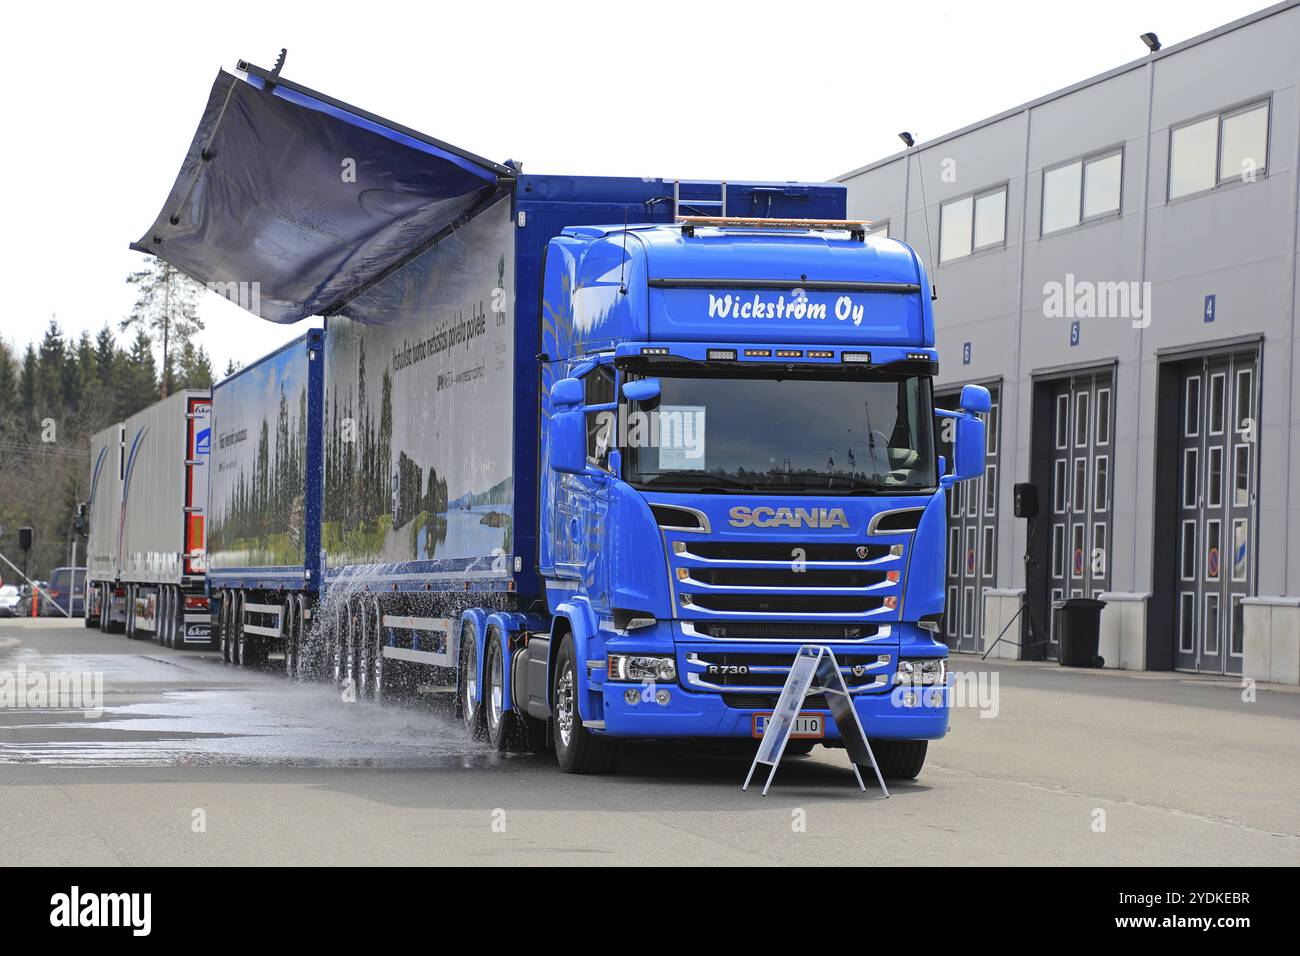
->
[685,542,893,562]
[687,567,886,588]
[668,531,906,621]
[687,594,884,614]
[687,621,883,641]
[683,650,891,693]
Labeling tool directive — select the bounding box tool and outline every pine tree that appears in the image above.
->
[0,340,17,426]
[175,340,215,390]
[94,324,117,388]
[18,344,37,415]
[116,330,159,418]
[36,319,66,413]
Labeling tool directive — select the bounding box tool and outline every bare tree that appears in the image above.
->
[122,260,205,398]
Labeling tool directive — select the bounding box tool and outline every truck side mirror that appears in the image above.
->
[622,378,660,402]
[959,384,992,415]
[549,378,587,475]
[551,376,583,410]
[938,411,987,486]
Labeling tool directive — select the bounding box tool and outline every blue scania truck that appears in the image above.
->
[135,59,987,776]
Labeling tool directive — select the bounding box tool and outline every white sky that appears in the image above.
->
[0,0,1270,374]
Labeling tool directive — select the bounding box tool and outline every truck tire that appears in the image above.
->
[157,588,169,647]
[483,627,517,752]
[125,586,137,639]
[370,598,387,703]
[356,598,376,700]
[869,739,928,780]
[220,591,233,662]
[330,601,346,688]
[459,623,486,740]
[234,592,249,666]
[552,635,619,774]
[164,588,177,648]
[84,585,98,629]
[283,597,298,680]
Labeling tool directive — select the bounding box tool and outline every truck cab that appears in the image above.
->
[535,217,988,774]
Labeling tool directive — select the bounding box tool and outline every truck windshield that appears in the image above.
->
[622,370,937,493]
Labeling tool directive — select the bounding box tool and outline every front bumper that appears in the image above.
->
[597,678,950,740]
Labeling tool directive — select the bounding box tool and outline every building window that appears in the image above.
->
[1042,148,1122,235]
[939,184,1007,262]
[866,220,889,239]
[1169,100,1269,200]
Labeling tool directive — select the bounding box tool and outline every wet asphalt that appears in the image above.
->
[1,618,1297,866]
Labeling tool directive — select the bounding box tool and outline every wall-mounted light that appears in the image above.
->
[1139,32,1161,52]
[898,131,915,148]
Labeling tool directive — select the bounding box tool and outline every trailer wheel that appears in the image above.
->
[84,584,98,629]
[483,627,517,752]
[283,597,297,680]
[234,592,250,667]
[458,623,486,740]
[157,588,169,647]
[356,598,374,699]
[330,600,345,687]
[168,588,180,648]
[868,739,928,780]
[371,598,386,704]
[552,635,619,775]
[125,586,137,639]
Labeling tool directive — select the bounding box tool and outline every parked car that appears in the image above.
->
[0,585,20,617]
[46,567,86,618]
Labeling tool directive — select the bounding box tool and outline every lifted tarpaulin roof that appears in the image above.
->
[132,63,514,324]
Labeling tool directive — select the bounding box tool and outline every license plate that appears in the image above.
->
[752,713,824,739]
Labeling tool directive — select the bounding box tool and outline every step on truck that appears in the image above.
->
[134,59,988,776]
[83,390,212,646]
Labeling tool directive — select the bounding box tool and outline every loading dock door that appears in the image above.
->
[1046,372,1114,658]
[938,384,1000,653]
[1173,352,1256,675]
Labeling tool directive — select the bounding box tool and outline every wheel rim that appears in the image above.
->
[236,596,246,665]
[556,664,575,748]
[488,641,504,731]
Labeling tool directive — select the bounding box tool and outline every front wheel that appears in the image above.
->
[868,739,928,780]
[552,635,618,774]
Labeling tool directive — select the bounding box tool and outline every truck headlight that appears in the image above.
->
[608,654,677,682]
[896,658,946,686]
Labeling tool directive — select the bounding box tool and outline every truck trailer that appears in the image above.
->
[84,390,213,646]
[134,60,988,776]
[206,330,324,669]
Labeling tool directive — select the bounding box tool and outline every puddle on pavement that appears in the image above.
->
[0,645,495,769]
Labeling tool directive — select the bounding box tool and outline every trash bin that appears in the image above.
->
[1054,597,1106,668]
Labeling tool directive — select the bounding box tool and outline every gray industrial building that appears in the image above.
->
[838,1,1300,682]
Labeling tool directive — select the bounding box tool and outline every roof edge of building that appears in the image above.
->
[834,0,1299,183]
